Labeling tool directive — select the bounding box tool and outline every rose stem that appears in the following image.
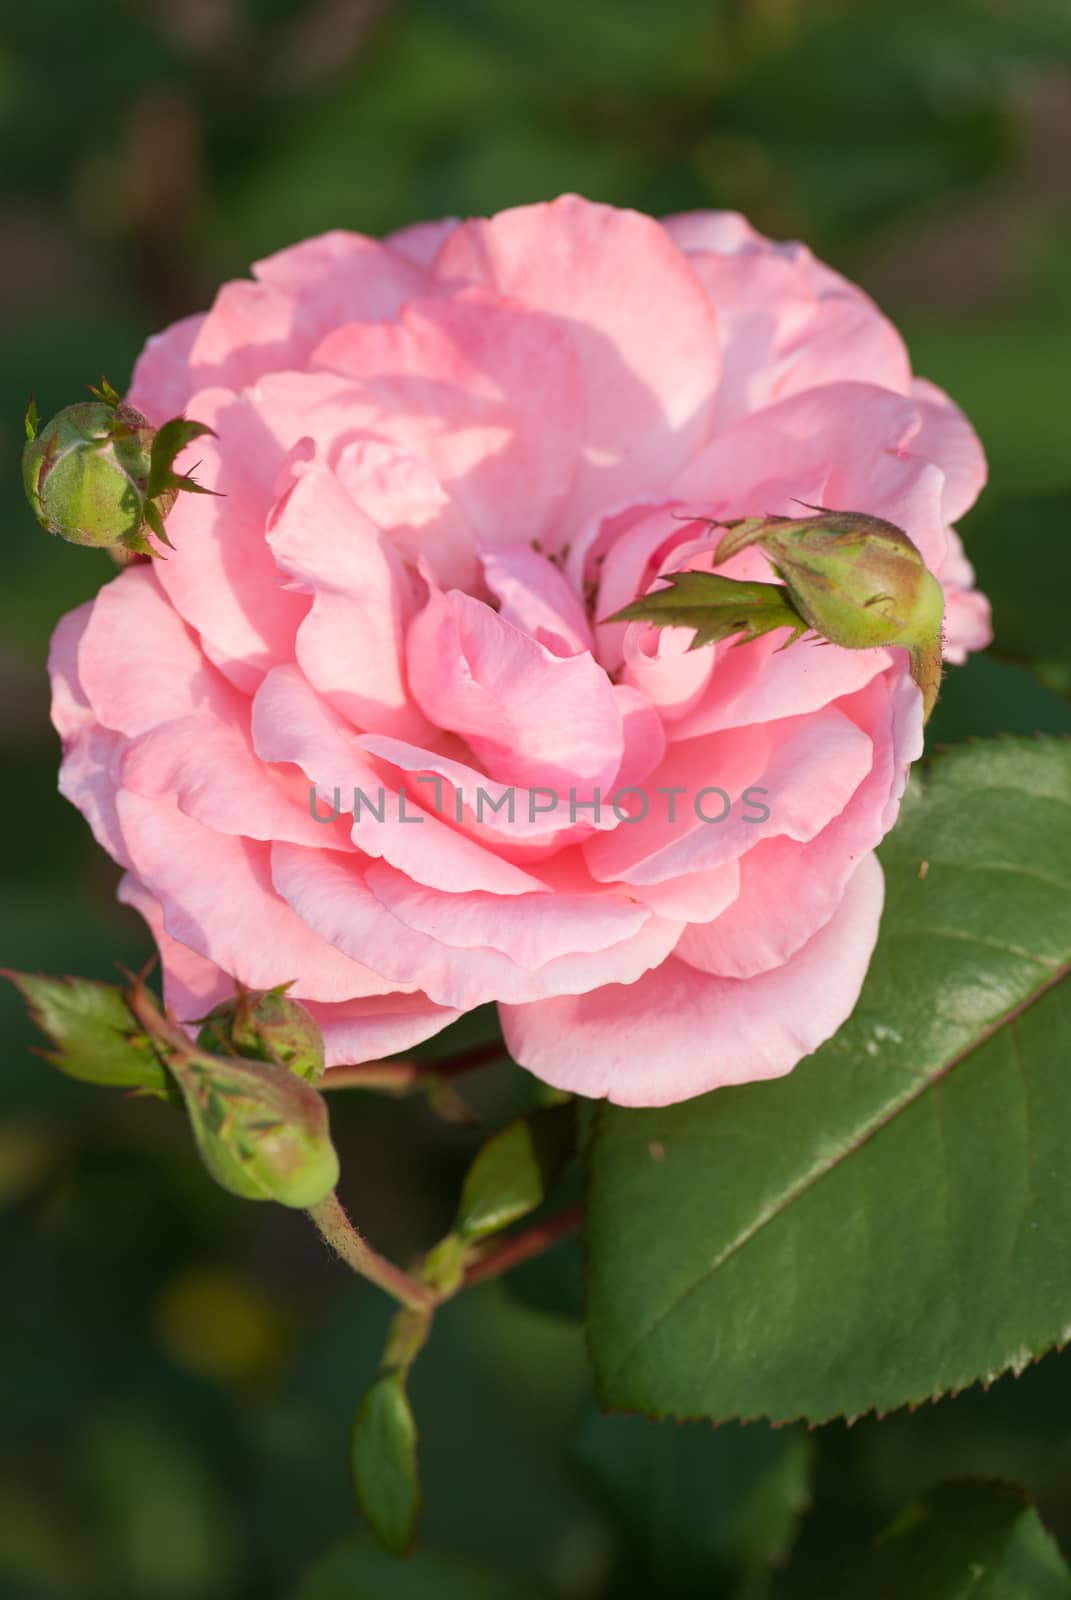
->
[319,1038,509,1092]
[306,1192,436,1312]
[462,1202,584,1289]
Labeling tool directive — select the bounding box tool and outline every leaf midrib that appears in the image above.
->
[601,957,1071,1386]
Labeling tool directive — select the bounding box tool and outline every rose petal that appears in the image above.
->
[499,852,884,1105]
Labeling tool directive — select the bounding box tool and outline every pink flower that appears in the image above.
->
[50,196,991,1106]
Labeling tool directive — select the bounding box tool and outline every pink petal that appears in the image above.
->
[613,684,667,788]
[118,874,234,1019]
[584,706,874,885]
[50,601,98,741]
[673,381,950,573]
[272,842,682,1009]
[676,672,921,977]
[602,859,741,924]
[252,229,425,323]
[335,436,479,590]
[308,992,461,1067]
[358,734,618,853]
[115,791,400,1003]
[619,609,716,724]
[662,210,763,254]
[131,233,423,419]
[76,566,224,736]
[184,279,308,395]
[670,631,894,742]
[151,387,310,690]
[121,708,354,851]
[406,588,624,793]
[266,453,432,740]
[50,603,129,863]
[432,195,720,524]
[387,218,460,266]
[482,547,593,656]
[499,852,884,1105]
[312,289,583,551]
[364,859,652,970]
[127,313,206,424]
[910,377,988,525]
[590,506,709,673]
[666,212,910,426]
[251,666,545,895]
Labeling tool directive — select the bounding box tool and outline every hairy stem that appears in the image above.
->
[307,1192,437,1313]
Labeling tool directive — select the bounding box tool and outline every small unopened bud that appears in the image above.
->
[716,508,945,715]
[197,986,325,1084]
[22,380,216,555]
[169,1047,339,1209]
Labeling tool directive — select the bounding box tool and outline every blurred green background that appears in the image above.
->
[3,2,1071,1595]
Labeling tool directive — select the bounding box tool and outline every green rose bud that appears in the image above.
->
[197,986,325,1084]
[168,1047,339,1210]
[23,400,168,550]
[22,380,217,554]
[715,508,945,715]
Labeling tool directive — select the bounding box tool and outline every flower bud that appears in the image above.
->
[22,382,216,554]
[169,1047,339,1209]
[715,508,945,714]
[197,986,325,1084]
[22,400,170,551]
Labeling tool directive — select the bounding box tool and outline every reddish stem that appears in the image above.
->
[320,1038,508,1092]
[463,1202,583,1288]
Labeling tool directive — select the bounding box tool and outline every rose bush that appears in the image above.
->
[49,195,991,1106]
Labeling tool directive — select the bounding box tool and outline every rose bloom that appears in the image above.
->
[50,196,991,1106]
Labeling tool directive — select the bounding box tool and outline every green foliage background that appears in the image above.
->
[2,1,1071,1594]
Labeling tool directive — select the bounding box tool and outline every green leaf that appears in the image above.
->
[141,498,174,551]
[350,1372,421,1557]
[928,655,1071,747]
[87,375,121,407]
[821,1480,1071,1599]
[3,970,169,1093]
[572,1409,812,1593]
[146,417,217,501]
[455,1102,576,1241]
[605,571,807,650]
[586,738,1071,1423]
[294,1537,554,1600]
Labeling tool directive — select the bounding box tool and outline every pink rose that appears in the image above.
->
[50,196,991,1106]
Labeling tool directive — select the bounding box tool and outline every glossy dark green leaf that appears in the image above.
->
[822,1479,1071,1599]
[455,1103,576,1242]
[927,655,1071,747]
[573,1409,811,1594]
[606,571,806,650]
[350,1372,421,1557]
[587,738,1071,1423]
[3,971,168,1093]
[294,1537,554,1600]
